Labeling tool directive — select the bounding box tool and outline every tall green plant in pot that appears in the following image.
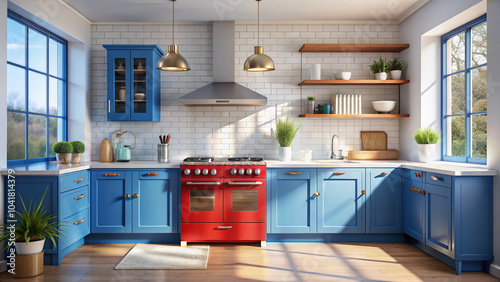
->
[272,117,301,161]
[413,128,441,162]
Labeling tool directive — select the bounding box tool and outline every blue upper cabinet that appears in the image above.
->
[103,45,163,122]
[317,168,365,233]
[366,168,401,234]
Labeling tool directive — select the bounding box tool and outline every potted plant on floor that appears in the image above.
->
[272,116,301,162]
[52,141,73,164]
[387,57,407,80]
[413,127,440,163]
[70,141,85,164]
[369,56,388,80]
[307,96,316,114]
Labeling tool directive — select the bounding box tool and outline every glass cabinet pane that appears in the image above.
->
[190,190,214,211]
[114,58,126,113]
[133,58,147,114]
[232,191,258,212]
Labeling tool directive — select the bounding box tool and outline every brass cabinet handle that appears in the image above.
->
[362,190,366,195]
[74,194,86,200]
[420,190,426,196]
[286,172,302,175]
[74,178,85,183]
[105,173,120,176]
[147,172,159,176]
[74,218,85,225]
[133,193,139,199]
[418,172,422,178]
[381,172,389,175]
[311,192,321,199]
[415,172,422,178]
[124,194,130,199]
[333,172,346,175]
[431,175,440,181]
[415,172,418,177]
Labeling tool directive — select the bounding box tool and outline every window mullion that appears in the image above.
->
[464,27,472,160]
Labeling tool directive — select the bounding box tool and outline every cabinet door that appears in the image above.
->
[132,170,178,233]
[403,179,425,242]
[107,49,131,121]
[270,169,317,233]
[317,169,365,233]
[130,50,154,121]
[366,168,401,233]
[425,183,452,257]
[91,170,132,233]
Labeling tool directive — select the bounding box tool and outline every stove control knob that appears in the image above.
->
[183,168,191,175]
[211,169,217,175]
[238,168,245,175]
[230,168,237,175]
[202,168,209,175]
[254,168,261,175]
[246,168,253,175]
[194,169,201,175]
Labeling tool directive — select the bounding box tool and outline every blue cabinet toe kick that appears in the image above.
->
[267,234,405,242]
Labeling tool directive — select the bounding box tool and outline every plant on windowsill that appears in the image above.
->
[272,116,302,162]
[307,96,316,114]
[387,57,407,80]
[52,141,73,164]
[369,56,388,80]
[413,128,441,163]
[70,141,85,164]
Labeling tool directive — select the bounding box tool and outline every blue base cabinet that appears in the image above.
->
[366,168,401,233]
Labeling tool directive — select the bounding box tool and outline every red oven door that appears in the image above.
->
[223,179,266,223]
[181,179,223,223]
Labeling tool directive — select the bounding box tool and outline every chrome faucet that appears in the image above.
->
[330,134,342,159]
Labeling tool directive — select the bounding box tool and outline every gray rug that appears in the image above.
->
[115,244,209,270]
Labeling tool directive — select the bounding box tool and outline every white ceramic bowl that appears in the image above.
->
[134,93,146,100]
[372,101,396,114]
[335,72,351,80]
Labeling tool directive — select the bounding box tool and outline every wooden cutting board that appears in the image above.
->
[348,150,399,160]
[361,131,388,150]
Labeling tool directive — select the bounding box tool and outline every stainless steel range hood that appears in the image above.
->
[179,22,267,106]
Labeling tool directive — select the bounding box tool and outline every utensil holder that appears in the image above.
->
[158,144,170,163]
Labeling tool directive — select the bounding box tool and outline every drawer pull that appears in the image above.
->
[104,173,120,176]
[124,194,130,199]
[74,194,86,200]
[147,172,159,176]
[186,181,221,185]
[420,190,426,196]
[361,190,366,195]
[216,226,232,229]
[418,172,422,178]
[286,172,302,175]
[431,175,440,181]
[333,172,346,175]
[311,192,320,199]
[74,178,85,183]
[133,193,139,199]
[381,172,389,175]
[228,181,263,185]
[74,218,86,225]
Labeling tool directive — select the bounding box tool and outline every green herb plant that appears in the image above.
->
[70,141,85,154]
[272,116,302,147]
[52,141,73,154]
[413,128,441,144]
[307,96,316,101]
[369,56,388,74]
[387,57,407,71]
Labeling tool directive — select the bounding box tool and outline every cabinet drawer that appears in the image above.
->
[61,185,89,218]
[61,208,90,250]
[425,173,451,188]
[93,170,126,179]
[60,170,89,192]
[404,169,424,181]
[275,169,313,180]
[137,169,170,179]
[320,169,364,180]
[181,223,266,242]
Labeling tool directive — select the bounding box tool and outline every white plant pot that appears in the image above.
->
[390,70,402,80]
[418,144,435,163]
[15,238,45,255]
[279,147,292,162]
[375,73,387,80]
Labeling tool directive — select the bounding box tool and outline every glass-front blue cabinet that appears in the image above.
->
[103,45,163,122]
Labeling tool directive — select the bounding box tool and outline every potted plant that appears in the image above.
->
[387,57,407,80]
[307,96,315,114]
[272,116,301,162]
[369,56,388,80]
[52,141,73,164]
[70,141,85,164]
[413,128,441,163]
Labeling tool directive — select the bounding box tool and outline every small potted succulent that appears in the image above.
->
[52,141,73,164]
[307,96,316,114]
[70,141,85,164]
[369,56,388,80]
[413,128,441,163]
[272,116,302,162]
[387,57,407,80]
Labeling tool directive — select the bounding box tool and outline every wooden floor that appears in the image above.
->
[1,242,498,281]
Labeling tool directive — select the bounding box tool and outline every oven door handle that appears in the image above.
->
[186,181,221,185]
[227,181,263,185]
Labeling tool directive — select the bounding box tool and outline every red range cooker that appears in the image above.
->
[180,157,267,247]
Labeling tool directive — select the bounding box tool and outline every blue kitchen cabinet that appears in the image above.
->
[425,183,452,257]
[317,168,365,233]
[366,168,401,233]
[103,45,163,122]
[269,168,317,233]
[403,178,425,242]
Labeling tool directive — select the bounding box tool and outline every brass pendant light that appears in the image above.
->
[156,0,191,71]
[244,0,275,72]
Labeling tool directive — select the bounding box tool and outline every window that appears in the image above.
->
[442,15,487,164]
[7,11,67,164]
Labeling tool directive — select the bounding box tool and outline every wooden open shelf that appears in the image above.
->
[299,80,410,86]
[299,44,410,53]
[299,114,410,118]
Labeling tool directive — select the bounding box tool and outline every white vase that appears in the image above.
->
[375,73,387,80]
[418,144,435,163]
[279,147,292,162]
[390,70,402,80]
[15,238,45,255]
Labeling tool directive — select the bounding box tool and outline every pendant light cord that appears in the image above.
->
[172,0,175,45]
[257,0,260,46]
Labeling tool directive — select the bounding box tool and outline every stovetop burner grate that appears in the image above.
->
[227,157,264,162]
[183,157,214,162]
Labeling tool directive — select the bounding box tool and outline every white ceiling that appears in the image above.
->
[63,0,427,23]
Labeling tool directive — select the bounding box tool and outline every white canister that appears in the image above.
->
[118,86,126,101]
[310,64,321,80]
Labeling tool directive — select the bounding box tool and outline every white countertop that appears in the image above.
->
[90,161,181,169]
[1,161,92,176]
